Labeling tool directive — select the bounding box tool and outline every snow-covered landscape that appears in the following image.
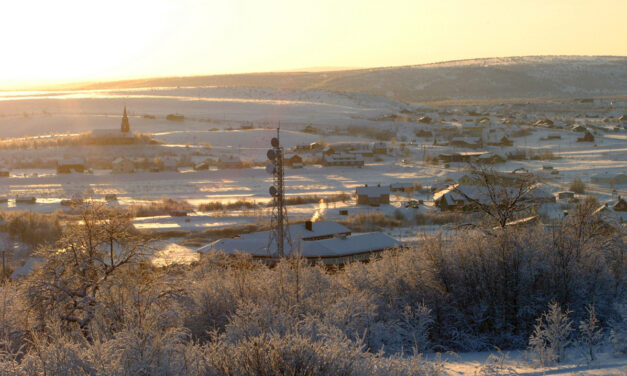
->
[1,56,625,375]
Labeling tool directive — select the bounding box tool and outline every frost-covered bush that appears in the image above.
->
[528,302,573,365]
[477,349,519,376]
[204,331,444,376]
[18,323,94,376]
[2,202,623,373]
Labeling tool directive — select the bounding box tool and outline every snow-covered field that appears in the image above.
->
[0,86,625,219]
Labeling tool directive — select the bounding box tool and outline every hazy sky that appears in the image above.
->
[1,0,625,89]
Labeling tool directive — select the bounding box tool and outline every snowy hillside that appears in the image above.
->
[315,56,627,102]
[68,56,627,102]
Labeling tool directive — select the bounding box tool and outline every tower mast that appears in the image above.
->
[266,126,292,257]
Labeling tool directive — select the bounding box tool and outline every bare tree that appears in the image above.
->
[25,202,144,339]
[454,164,537,228]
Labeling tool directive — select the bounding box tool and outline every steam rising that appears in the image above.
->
[310,199,327,222]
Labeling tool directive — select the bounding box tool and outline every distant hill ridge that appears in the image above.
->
[64,56,627,103]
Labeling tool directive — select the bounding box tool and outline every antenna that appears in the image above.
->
[266,126,292,257]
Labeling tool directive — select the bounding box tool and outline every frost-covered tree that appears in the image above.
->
[453,164,537,228]
[529,302,573,365]
[578,304,603,362]
[25,202,144,340]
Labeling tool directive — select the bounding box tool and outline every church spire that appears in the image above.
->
[121,106,130,133]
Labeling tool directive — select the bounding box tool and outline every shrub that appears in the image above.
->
[130,197,194,217]
[569,177,586,194]
[1,210,63,246]
[198,199,259,212]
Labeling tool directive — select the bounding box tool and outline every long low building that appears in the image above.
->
[197,220,401,264]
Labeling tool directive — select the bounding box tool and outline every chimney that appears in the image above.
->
[305,220,313,231]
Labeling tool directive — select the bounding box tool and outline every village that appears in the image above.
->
[0,87,625,270]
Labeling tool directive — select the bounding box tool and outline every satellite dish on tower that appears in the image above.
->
[269,186,278,197]
[267,149,276,161]
[271,137,279,148]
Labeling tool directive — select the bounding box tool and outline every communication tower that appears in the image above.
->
[266,127,292,257]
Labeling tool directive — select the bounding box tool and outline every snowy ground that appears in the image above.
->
[440,349,627,376]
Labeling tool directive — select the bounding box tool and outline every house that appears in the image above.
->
[433,184,475,211]
[112,157,135,173]
[614,197,627,212]
[218,155,244,169]
[577,131,595,142]
[439,153,467,163]
[57,159,85,173]
[322,153,364,167]
[557,191,575,200]
[507,150,527,160]
[356,184,390,206]
[591,204,623,229]
[323,142,372,157]
[197,220,400,265]
[372,142,388,154]
[166,114,185,121]
[194,161,210,171]
[476,152,506,164]
[449,137,481,149]
[434,184,554,211]
[285,154,303,167]
[15,196,36,204]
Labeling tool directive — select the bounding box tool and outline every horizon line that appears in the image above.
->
[2,54,625,92]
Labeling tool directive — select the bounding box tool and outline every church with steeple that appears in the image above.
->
[121,106,130,133]
[88,107,135,144]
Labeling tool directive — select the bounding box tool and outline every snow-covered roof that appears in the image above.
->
[299,232,400,258]
[434,184,553,204]
[356,185,390,197]
[197,221,399,259]
[290,221,351,240]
